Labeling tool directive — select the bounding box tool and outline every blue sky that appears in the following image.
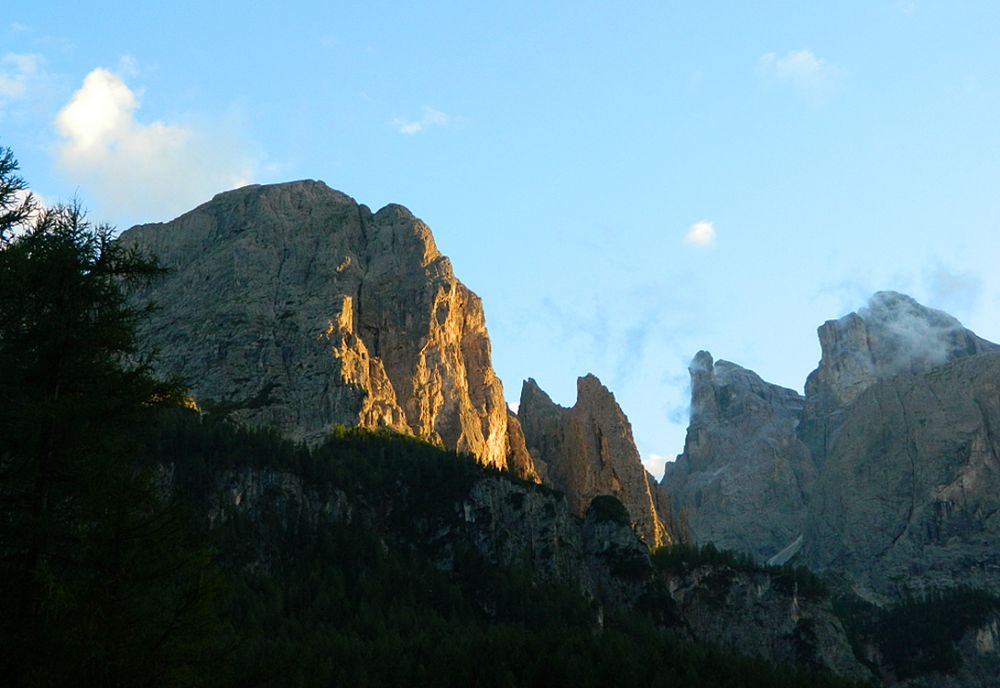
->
[4,2,1000,477]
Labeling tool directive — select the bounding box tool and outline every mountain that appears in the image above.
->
[804,349,1000,597]
[662,351,814,560]
[121,181,666,537]
[800,291,998,467]
[120,181,538,481]
[518,375,671,547]
[118,180,1000,684]
[663,291,1000,600]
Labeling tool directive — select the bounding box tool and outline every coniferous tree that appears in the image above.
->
[0,146,223,687]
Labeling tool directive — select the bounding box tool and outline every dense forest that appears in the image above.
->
[1,145,997,687]
[137,409,869,688]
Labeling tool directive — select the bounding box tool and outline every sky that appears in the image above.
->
[4,2,1000,478]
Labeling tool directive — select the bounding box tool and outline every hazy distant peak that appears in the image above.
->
[807,291,998,411]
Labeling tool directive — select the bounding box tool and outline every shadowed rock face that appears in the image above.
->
[120,181,537,480]
[800,291,998,466]
[517,374,670,547]
[662,351,815,560]
[664,292,1000,601]
[803,351,1000,597]
[795,292,1000,595]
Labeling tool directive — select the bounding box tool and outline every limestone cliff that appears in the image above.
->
[803,351,1000,597]
[662,351,815,560]
[120,181,535,478]
[517,375,670,547]
[800,290,998,465]
[663,292,1000,604]
[660,563,871,682]
[795,292,1000,596]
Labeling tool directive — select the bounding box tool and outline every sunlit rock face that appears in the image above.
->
[121,181,537,479]
[517,374,670,547]
[662,351,815,561]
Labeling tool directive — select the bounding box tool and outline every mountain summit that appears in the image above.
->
[121,181,538,480]
[664,291,1000,601]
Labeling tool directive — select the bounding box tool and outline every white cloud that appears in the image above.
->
[507,401,520,414]
[5,188,45,238]
[393,106,451,135]
[757,49,843,103]
[14,187,46,213]
[685,220,716,248]
[10,22,29,33]
[54,67,257,222]
[643,453,673,481]
[0,52,41,100]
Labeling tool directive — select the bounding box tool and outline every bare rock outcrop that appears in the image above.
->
[121,181,535,478]
[661,563,872,682]
[794,292,1000,597]
[803,351,1000,597]
[663,292,1000,605]
[800,290,998,465]
[517,374,670,547]
[662,351,815,560]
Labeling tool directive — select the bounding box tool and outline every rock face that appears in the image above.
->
[661,564,871,683]
[795,292,1000,596]
[517,375,670,547]
[800,291,998,465]
[804,351,1000,597]
[662,351,815,560]
[120,181,536,479]
[664,291,1000,602]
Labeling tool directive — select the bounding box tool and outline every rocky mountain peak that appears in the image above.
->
[807,290,996,409]
[121,181,536,479]
[663,351,813,560]
[687,351,804,430]
[801,291,997,465]
[517,374,670,547]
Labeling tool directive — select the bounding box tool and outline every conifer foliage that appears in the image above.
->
[0,146,222,687]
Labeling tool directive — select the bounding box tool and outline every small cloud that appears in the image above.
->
[396,120,423,135]
[0,52,41,101]
[54,65,258,222]
[15,187,46,214]
[643,453,673,480]
[757,49,844,103]
[685,220,716,248]
[393,106,451,135]
[895,1,917,15]
[507,401,520,414]
[10,22,29,33]
[2,188,45,240]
